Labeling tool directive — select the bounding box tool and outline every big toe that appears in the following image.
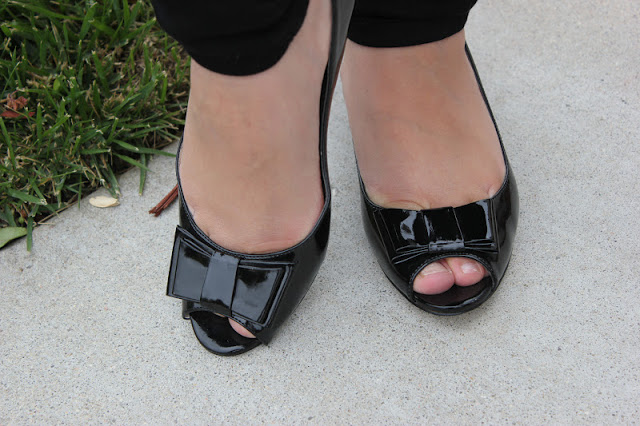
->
[229,318,256,339]
[413,261,455,295]
[444,257,488,287]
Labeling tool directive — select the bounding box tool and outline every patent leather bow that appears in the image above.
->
[167,226,293,329]
[377,199,498,266]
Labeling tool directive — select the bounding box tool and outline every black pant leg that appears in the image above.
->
[348,0,478,47]
[151,0,308,76]
[152,0,479,76]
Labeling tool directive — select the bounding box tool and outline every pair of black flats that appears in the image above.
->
[166,0,519,355]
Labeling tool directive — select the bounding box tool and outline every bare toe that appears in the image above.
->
[444,257,488,287]
[413,261,455,295]
[229,318,256,338]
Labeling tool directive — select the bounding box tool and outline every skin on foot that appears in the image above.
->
[341,30,503,295]
[180,0,331,339]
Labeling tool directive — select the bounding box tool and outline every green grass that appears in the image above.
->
[0,0,189,250]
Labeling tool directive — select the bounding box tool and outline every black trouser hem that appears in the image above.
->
[152,0,477,76]
[153,0,309,76]
[348,14,469,48]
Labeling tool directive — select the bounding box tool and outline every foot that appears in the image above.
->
[179,0,331,338]
[341,30,505,295]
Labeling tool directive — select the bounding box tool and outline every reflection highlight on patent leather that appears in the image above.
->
[359,45,519,315]
[165,0,356,356]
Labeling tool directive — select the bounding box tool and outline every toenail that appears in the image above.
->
[420,262,450,276]
[461,261,481,275]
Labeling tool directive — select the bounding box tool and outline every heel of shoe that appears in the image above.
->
[318,0,355,194]
[329,0,355,71]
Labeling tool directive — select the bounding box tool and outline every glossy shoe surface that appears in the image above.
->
[359,45,519,315]
[165,0,355,355]
[189,311,262,356]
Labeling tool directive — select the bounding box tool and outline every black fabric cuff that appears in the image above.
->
[153,0,309,76]
[347,0,477,48]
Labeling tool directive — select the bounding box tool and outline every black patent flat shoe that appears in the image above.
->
[359,44,519,315]
[165,0,355,356]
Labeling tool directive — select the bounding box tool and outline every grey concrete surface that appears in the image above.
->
[1,0,639,423]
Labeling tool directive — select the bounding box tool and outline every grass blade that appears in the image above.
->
[79,1,97,40]
[26,217,33,251]
[2,206,17,227]
[113,140,175,157]
[113,153,150,171]
[0,117,16,170]
[0,226,28,249]
[8,1,82,21]
[139,153,147,195]
[8,189,47,206]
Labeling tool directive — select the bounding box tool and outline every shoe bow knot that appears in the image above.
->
[374,199,499,266]
[167,226,293,327]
